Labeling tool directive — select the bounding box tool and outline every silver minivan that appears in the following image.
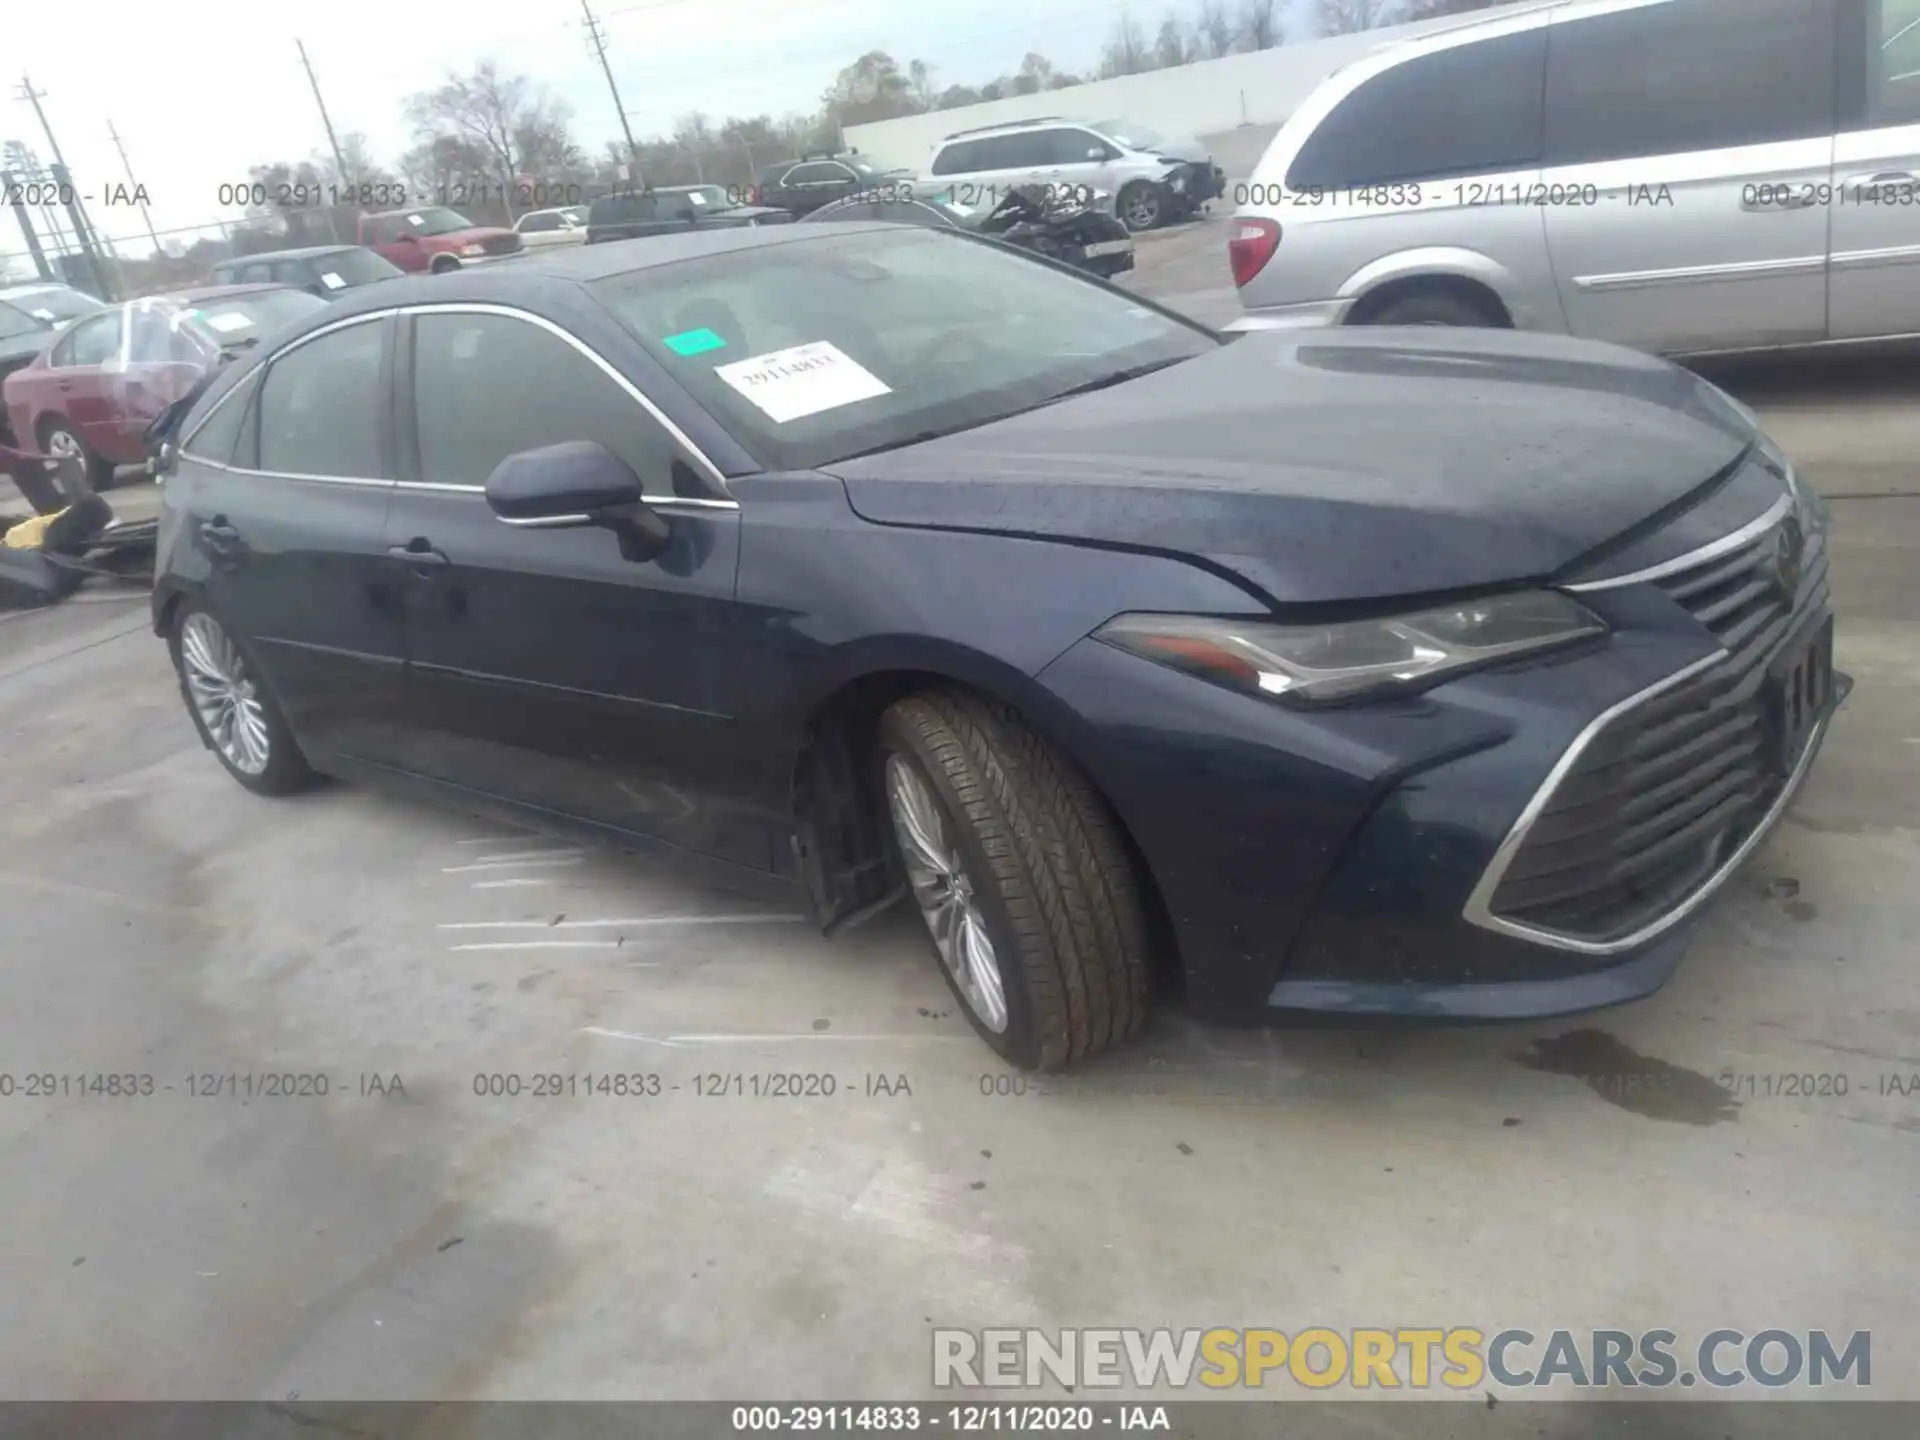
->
[1231,0,1920,355]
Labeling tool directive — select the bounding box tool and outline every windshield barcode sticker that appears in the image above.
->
[714,341,890,423]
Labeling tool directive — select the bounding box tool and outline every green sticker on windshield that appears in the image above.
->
[664,327,727,356]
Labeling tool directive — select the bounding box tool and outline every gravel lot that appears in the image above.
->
[2,223,1916,1409]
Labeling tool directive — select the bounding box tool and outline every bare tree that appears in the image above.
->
[1153,13,1194,68]
[1097,12,1154,77]
[1193,0,1238,57]
[404,62,570,219]
[1315,0,1394,33]
[908,59,939,111]
[1402,0,1502,17]
[1240,0,1282,49]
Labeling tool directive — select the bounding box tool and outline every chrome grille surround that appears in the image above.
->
[1463,488,1834,955]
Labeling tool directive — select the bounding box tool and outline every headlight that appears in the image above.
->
[1097,592,1608,707]
[460,243,485,257]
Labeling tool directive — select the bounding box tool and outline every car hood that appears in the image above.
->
[711,205,792,221]
[826,328,1757,605]
[1143,131,1208,163]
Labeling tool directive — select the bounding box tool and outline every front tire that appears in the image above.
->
[1117,181,1164,233]
[169,604,315,796]
[878,688,1151,1069]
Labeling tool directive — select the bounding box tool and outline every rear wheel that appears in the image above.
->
[1358,287,1507,328]
[169,605,315,796]
[40,419,114,494]
[429,255,461,275]
[877,688,1151,1069]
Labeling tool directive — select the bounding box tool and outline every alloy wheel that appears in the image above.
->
[46,429,83,459]
[179,613,272,776]
[1121,188,1161,231]
[884,754,1009,1033]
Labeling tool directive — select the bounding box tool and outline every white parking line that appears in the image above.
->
[454,835,538,846]
[441,855,586,874]
[471,878,556,889]
[581,1027,973,1046]
[451,941,659,955]
[437,915,806,931]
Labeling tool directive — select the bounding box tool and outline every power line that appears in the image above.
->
[106,120,163,257]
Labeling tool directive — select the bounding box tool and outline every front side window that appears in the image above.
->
[1288,29,1547,189]
[931,140,983,176]
[519,212,560,232]
[410,312,674,488]
[258,320,386,477]
[1544,0,1837,166]
[592,226,1214,472]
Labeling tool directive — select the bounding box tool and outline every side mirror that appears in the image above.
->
[484,440,670,561]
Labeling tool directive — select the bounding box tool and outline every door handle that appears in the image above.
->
[388,540,449,575]
[200,519,243,561]
[1846,170,1917,198]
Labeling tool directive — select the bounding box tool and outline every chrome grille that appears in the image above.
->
[1484,504,1832,945]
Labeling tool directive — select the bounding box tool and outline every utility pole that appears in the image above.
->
[15,72,107,257]
[106,121,162,256]
[581,0,643,187]
[296,40,351,181]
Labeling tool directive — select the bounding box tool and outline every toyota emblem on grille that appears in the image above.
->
[1772,513,1804,600]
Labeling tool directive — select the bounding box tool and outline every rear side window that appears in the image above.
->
[410,313,672,488]
[181,369,258,465]
[258,320,386,477]
[1287,29,1546,189]
[1544,0,1838,166]
[1871,0,1920,123]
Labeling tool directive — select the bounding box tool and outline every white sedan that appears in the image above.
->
[513,206,589,250]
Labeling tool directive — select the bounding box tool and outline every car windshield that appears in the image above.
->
[311,249,402,287]
[1,285,102,328]
[591,227,1214,471]
[178,288,329,346]
[400,207,475,237]
[1096,120,1165,150]
[0,301,48,340]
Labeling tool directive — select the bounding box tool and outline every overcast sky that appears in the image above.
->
[3,0,1345,262]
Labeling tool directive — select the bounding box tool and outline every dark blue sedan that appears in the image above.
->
[148,224,1846,1069]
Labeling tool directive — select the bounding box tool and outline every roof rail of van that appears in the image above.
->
[940,117,1067,141]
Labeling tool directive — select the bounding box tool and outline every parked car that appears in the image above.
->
[0,283,106,445]
[925,117,1225,233]
[515,205,591,249]
[358,207,522,274]
[210,245,403,299]
[5,284,326,491]
[149,225,1843,1069]
[1231,0,1920,353]
[804,187,1135,278]
[753,154,917,217]
[585,186,793,244]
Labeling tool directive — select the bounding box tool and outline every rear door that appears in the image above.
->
[170,313,411,763]
[1830,0,1920,338]
[48,310,124,453]
[381,305,771,869]
[1539,0,1837,352]
[114,307,211,460]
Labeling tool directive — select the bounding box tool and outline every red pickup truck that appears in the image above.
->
[358,206,523,273]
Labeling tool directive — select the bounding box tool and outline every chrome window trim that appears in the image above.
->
[1462,643,1834,955]
[398,481,739,513]
[177,308,396,454]
[401,301,731,496]
[1562,491,1793,593]
[176,367,261,463]
[184,455,391,489]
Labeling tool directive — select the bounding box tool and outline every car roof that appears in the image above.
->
[306,222,904,320]
[216,245,360,264]
[939,116,1083,142]
[150,283,302,304]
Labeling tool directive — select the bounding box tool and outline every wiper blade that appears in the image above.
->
[1035,357,1187,406]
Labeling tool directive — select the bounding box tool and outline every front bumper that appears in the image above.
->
[1034,509,1845,1022]
[1166,161,1227,205]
